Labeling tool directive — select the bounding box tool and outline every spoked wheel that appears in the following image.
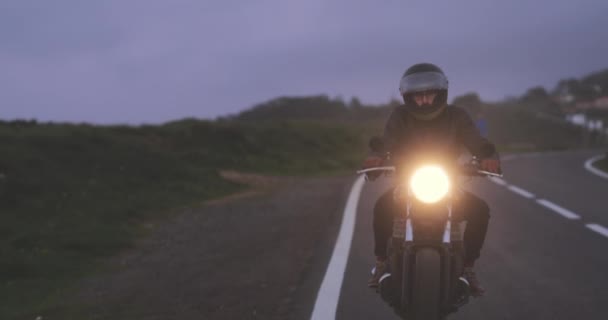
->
[411,248,442,320]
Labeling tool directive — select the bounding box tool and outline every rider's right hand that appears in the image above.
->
[362,156,383,169]
[361,156,384,181]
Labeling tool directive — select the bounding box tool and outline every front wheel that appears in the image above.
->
[412,248,442,320]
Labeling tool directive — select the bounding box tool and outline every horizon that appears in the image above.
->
[1,67,606,126]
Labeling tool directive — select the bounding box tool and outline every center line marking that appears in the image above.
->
[310,175,365,320]
[586,224,608,238]
[536,199,581,220]
[507,185,535,199]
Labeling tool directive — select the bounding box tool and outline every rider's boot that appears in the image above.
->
[368,257,388,288]
[463,266,485,297]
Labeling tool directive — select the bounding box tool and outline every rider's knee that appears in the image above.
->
[478,201,490,220]
[374,191,394,217]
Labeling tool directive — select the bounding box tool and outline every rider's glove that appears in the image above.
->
[361,156,384,181]
[480,158,501,174]
[362,156,383,169]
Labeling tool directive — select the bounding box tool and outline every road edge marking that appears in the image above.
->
[310,175,365,320]
[536,199,581,220]
[584,154,608,180]
[586,223,608,238]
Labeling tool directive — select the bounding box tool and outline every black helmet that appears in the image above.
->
[399,63,449,120]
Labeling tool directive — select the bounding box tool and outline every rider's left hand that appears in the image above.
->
[480,158,501,174]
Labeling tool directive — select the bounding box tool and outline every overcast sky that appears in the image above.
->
[1,0,607,124]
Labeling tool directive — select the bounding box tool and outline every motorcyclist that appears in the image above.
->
[363,63,501,296]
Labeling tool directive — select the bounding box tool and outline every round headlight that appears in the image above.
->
[409,166,450,203]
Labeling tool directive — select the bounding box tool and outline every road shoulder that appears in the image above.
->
[67,174,353,320]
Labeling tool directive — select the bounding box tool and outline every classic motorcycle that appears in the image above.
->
[357,139,502,320]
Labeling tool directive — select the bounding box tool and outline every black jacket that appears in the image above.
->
[379,104,498,162]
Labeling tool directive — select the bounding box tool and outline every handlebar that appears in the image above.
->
[356,165,503,178]
[460,163,503,177]
[475,170,503,177]
[356,166,395,175]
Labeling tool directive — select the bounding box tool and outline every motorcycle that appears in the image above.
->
[357,138,502,320]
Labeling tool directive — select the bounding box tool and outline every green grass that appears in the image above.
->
[0,119,373,319]
[484,107,585,151]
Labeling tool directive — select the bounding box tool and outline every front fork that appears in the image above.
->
[396,200,453,243]
[392,200,457,312]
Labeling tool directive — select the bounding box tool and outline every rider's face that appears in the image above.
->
[413,91,437,106]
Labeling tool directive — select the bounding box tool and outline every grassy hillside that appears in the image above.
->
[0,119,374,319]
[483,107,585,151]
[232,95,393,123]
[235,95,590,151]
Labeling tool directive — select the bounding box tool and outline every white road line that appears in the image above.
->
[489,177,507,186]
[584,155,608,180]
[507,185,535,199]
[310,175,365,320]
[536,199,581,220]
[586,224,608,238]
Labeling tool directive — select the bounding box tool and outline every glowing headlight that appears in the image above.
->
[409,166,450,204]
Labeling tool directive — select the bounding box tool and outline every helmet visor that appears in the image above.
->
[399,71,448,95]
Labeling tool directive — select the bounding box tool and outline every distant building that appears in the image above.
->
[555,94,575,104]
[594,96,608,109]
[575,100,595,110]
[572,97,608,110]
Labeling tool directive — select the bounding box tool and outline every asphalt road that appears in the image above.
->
[315,149,608,320]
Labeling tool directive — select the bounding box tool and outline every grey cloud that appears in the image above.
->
[1,0,607,123]
[0,1,122,58]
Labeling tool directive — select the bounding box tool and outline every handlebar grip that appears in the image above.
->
[356,166,396,175]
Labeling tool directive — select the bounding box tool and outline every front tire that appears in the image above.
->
[412,248,441,320]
